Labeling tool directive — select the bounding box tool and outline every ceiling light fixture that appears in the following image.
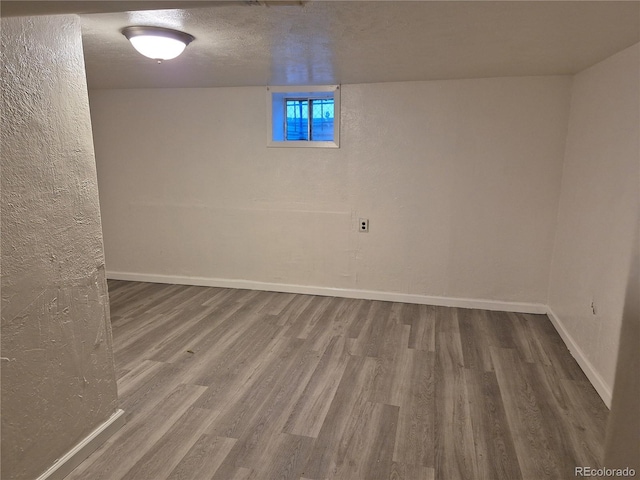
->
[122,26,195,63]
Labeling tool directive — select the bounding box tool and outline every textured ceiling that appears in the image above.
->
[78,1,640,89]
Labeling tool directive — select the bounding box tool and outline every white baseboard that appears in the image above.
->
[36,409,126,480]
[546,307,612,408]
[106,271,547,314]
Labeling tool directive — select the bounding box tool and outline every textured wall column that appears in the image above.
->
[1,15,119,480]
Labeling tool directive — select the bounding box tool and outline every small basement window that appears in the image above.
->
[267,85,340,148]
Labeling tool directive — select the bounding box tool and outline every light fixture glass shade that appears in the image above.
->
[122,26,194,61]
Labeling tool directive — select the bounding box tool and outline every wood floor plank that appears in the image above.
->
[557,377,608,468]
[302,355,378,479]
[113,284,196,331]
[115,304,213,371]
[118,361,186,413]
[303,296,350,352]
[490,346,563,479]
[166,435,236,480]
[191,331,290,412]
[286,295,333,339]
[131,288,233,352]
[520,362,590,478]
[274,293,315,327]
[505,312,536,363]
[332,402,399,480]
[190,318,282,387]
[362,301,394,358]
[458,308,494,371]
[466,369,523,480]
[115,359,166,399]
[128,304,218,363]
[392,349,435,468]
[108,281,172,321]
[121,406,219,480]
[346,299,375,339]
[175,292,279,384]
[205,336,308,439]
[208,445,248,480]
[284,335,351,438]
[347,301,389,356]
[521,313,584,377]
[257,433,315,480]
[406,304,436,351]
[481,310,518,349]
[209,345,321,468]
[114,286,234,359]
[66,383,207,480]
[307,297,364,352]
[68,281,609,480]
[369,318,410,406]
[389,462,435,480]
[149,290,248,364]
[513,314,552,368]
[263,292,297,315]
[433,307,479,479]
[220,466,255,480]
[434,329,479,480]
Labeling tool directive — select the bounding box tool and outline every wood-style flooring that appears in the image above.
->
[68,280,608,480]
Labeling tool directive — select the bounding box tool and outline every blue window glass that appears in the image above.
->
[285,98,334,141]
[311,99,334,141]
[286,99,309,141]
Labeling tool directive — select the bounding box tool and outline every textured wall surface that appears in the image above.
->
[1,15,118,480]
[604,232,639,472]
[90,76,571,304]
[548,43,640,394]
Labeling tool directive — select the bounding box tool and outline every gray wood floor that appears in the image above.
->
[68,280,608,480]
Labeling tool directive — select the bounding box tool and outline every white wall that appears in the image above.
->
[1,15,119,480]
[548,43,640,405]
[90,76,571,309]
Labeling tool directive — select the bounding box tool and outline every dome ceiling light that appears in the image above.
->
[122,26,195,63]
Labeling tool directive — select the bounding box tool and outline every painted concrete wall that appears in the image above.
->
[1,15,119,480]
[90,76,571,306]
[548,43,640,400]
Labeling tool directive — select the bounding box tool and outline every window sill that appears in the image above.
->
[267,140,339,149]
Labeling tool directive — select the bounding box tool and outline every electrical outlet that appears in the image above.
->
[359,218,369,232]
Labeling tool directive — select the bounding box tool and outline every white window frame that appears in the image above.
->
[267,85,340,148]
